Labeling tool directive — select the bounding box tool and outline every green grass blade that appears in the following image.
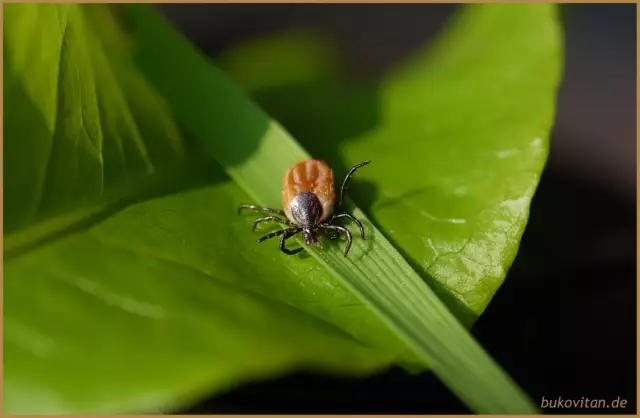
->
[120,4,542,413]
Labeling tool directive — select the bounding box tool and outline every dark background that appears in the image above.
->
[157,4,637,414]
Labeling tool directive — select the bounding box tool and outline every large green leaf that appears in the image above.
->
[3,2,561,415]
[4,4,185,242]
[4,4,402,414]
[5,179,404,413]
[216,4,562,326]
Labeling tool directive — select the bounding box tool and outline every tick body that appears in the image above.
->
[283,160,335,225]
[238,159,370,257]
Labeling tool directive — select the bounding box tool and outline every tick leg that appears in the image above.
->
[252,216,295,232]
[338,160,371,207]
[256,227,300,243]
[323,225,353,257]
[331,213,366,239]
[324,228,340,241]
[238,204,286,216]
[280,230,304,255]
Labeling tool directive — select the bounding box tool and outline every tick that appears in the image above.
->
[238,159,371,257]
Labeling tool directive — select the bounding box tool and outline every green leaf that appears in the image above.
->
[5,179,402,414]
[4,2,561,415]
[4,4,185,241]
[216,4,563,325]
[4,4,402,414]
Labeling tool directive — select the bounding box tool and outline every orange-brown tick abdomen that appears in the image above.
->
[282,159,336,224]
